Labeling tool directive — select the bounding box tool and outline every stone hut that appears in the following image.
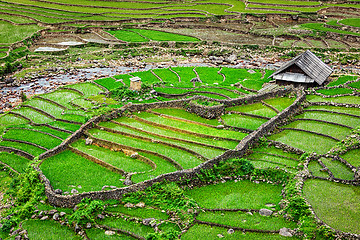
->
[269,50,333,88]
[129,76,141,91]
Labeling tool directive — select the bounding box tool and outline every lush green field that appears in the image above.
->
[22,220,81,240]
[303,179,360,234]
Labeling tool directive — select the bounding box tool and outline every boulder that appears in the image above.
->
[142,218,156,226]
[85,138,93,145]
[124,179,133,186]
[259,209,273,216]
[124,203,135,208]
[71,189,78,194]
[135,202,145,208]
[40,216,48,221]
[54,189,62,195]
[279,228,293,237]
[105,230,116,236]
[53,213,60,221]
[227,229,234,234]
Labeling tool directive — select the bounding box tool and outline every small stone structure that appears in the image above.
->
[129,76,141,91]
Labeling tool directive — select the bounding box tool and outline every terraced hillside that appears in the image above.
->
[0,67,360,240]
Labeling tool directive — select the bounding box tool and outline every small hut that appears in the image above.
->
[269,50,333,88]
[129,76,141,91]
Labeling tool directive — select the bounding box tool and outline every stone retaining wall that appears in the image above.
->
[36,87,302,207]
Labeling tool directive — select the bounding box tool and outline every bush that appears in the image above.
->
[68,198,105,225]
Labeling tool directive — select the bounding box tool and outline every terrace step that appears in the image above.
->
[1,138,48,151]
[293,118,353,129]
[132,115,240,142]
[260,100,280,113]
[96,126,208,161]
[6,127,63,140]
[88,134,183,170]
[304,109,360,119]
[96,225,145,240]
[226,110,271,120]
[281,128,340,142]
[33,96,68,110]
[110,120,228,151]
[194,220,279,234]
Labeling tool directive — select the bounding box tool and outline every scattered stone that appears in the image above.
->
[102,185,110,190]
[227,229,234,234]
[4,102,12,108]
[124,203,135,208]
[216,125,225,129]
[259,209,273,216]
[135,202,145,208]
[105,230,116,236]
[19,230,27,236]
[77,185,82,189]
[48,209,57,215]
[85,138,93,145]
[40,216,49,221]
[71,189,79,194]
[265,203,276,207]
[247,69,256,74]
[142,218,156,226]
[279,228,293,237]
[130,153,139,159]
[31,214,37,219]
[124,179,133,186]
[97,214,105,220]
[110,186,117,189]
[53,213,60,221]
[217,234,224,238]
[86,223,92,229]
[74,224,81,232]
[63,191,69,195]
[54,189,62,195]
[14,236,21,240]
[59,212,66,217]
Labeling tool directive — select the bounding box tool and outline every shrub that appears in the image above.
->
[68,198,105,225]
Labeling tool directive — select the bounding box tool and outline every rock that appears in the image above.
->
[190,77,200,82]
[265,203,276,207]
[63,191,69,195]
[142,218,156,226]
[74,224,81,232]
[110,186,117,189]
[259,209,273,216]
[124,203,135,208]
[86,223,92,229]
[48,209,57,215]
[53,213,60,221]
[14,236,21,240]
[227,229,234,234]
[216,125,225,129]
[97,214,105,220]
[247,69,256,74]
[225,54,237,63]
[85,138,93,145]
[124,179,133,186]
[71,189,78,194]
[279,228,293,237]
[105,230,116,236]
[19,230,27,235]
[135,202,145,208]
[54,189,62,195]
[217,234,224,238]
[102,185,110,190]
[4,102,12,108]
[130,153,138,159]
[59,212,66,217]
[77,185,82,189]
[31,214,37,219]
[40,216,49,221]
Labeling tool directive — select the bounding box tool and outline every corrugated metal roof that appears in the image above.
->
[273,72,314,83]
[269,50,333,85]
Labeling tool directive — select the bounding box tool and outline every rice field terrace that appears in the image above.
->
[0,62,360,240]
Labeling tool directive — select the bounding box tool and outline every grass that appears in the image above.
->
[71,139,153,173]
[182,224,295,240]
[107,30,149,42]
[86,228,135,240]
[65,82,103,97]
[98,121,224,159]
[3,128,62,149]
[221,113,267,130]
[340,18,360,28]
[40,150,125,193]
[226,102,277,118]
[284,120,350,140]
[348,81,360,89]
[95,77,124,90]
[129,29,200,42]
[43,89,83,109]
[134,111,247,140]
[106,205,168,220]
[112,117,238,149]
[316,88,353,96]
[185,180,283,210]
[320,158,354,180]
[171,67,197,86]
[246,152,299,168]
[0,114,28,126]
[48,121,81,132]
[306,95,360,105]
[152,68,179,84]
[305,105,360,116]
[308,161,329,178]
[0,140,46,156]
[252,146,300,160]
[0,21,43,44]
[197,211,296,231]
[26,98,65,118]
[296,111,360,128]
[303,179,360,234]
[22,220,80,240]
[13,124,71,139]
[151,108,221,126]
[130,70,161,85]
[98,217,154,238]
[195,67,223,85]
[12,107,53,124]
[268,129,337,154]
[0,152,30,173]
[263,97,295,112]
[301,23,360,36]
[89,128,203,169]
[327,75,357,87]
[341,148,360,167]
